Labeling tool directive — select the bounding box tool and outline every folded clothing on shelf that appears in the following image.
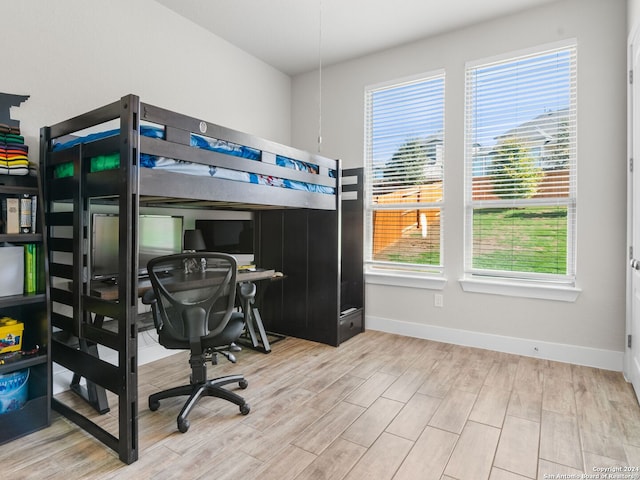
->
[0,124,20,135]
[0,127,31,175]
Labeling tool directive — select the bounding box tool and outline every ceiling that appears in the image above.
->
[154,0,561,76]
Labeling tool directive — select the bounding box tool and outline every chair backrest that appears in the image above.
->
[146,252,238,341]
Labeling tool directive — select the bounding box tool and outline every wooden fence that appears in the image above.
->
[372,169,569,255]
[472,169,570,201]
[373,183,442,255]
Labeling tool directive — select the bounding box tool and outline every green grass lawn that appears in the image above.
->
[472,206,567,274]
[374,206,567,274]
[386,247,440,266]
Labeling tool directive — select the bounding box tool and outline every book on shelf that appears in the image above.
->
[5,197,19,234]
[24,243,45,294]
[2,195,36,235]
[0,199,4,233]
[19,194,31,233]
[36,243,45,293]
[0,245,24,297]
[31,195,37,233]
[24,243,37,293]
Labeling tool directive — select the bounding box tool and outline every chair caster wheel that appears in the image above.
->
[149,398,160,411]
[178,418,190,433]
[240,403,250,415]
[239,379,248,389]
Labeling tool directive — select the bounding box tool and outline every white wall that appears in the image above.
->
[630,0,640,32]
[292,0,628,369]
[1,0,292,161]
[1,0,293,388]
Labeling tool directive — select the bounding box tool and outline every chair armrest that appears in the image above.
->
[141,289,164,331]
[142,289,156,305]
[238,282,257,326]
[238,282,256,304]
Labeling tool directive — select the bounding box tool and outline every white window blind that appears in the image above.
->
[364,73,445,273]
[464,43,577,283]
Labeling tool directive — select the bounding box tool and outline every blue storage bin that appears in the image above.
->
[0,368,29,414]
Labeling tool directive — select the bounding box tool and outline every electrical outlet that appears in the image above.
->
[434,293,444,308]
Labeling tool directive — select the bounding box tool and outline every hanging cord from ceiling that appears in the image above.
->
[317,0,323,153]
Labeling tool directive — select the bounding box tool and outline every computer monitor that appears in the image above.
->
[91,213,184,280]
[195,219,254,265]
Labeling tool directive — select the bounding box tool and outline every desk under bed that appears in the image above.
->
[40,94,363,464]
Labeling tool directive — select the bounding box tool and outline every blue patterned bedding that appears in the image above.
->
[52,125,335,195]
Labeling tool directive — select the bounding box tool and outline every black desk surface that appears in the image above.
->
[89,268,277,301]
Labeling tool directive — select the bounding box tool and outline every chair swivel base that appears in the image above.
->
[149,374,250,433]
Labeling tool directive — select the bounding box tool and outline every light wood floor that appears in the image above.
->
[3,330,640,480]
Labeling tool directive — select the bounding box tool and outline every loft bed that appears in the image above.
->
[46,100,338,210]
[40,94,363,464]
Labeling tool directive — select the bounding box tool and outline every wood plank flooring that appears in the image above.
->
[3,330,640,480]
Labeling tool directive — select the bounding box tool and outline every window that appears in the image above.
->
[464,42,577,286]
[364,73,445,277]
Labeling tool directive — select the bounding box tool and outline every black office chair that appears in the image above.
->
[143,252,251,433]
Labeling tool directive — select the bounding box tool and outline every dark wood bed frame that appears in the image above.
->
[40,94,364,464]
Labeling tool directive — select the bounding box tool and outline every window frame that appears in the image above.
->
[364,70,446,287]
[461,40,580,301]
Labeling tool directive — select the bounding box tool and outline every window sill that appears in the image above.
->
[365,270,447,290]
[459,277,581,302]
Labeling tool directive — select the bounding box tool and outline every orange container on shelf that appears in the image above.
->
[0,317,24,353]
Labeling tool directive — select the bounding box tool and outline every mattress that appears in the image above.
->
[52,126,335,194]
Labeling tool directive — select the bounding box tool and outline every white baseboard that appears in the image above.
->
[366,315,624,372]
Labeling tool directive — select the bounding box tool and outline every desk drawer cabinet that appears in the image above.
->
[256,168,365,348]
[339,307,363,344]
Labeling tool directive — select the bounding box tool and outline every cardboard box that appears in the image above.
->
[0,317,24,353]
[0,246,24,297]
